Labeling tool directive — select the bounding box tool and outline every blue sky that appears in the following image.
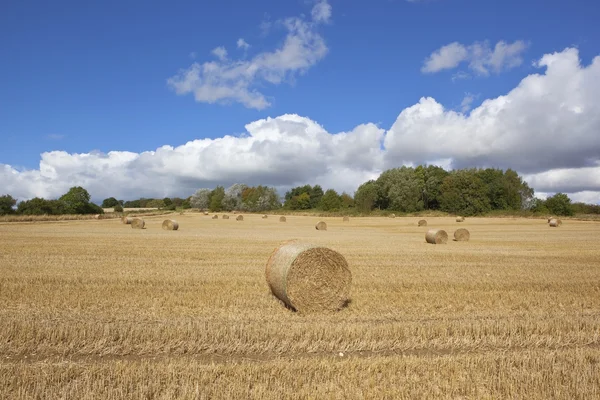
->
[2,0,600,203]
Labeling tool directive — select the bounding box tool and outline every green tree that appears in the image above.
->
[545,193,574,216]
[354,180,379,212]
[101,197,119,208]
[309,185,324,208]
[59,187,102,214]
[209,186,225,212]
[163,197,173,207]
[376,166,423,212]
[340,192,354,208]
[113,204,124,213]
[440,170,491,216]
[0,194,17,215]
[17,198,66,215]
[190,189,212,209]
[319,189,342,211]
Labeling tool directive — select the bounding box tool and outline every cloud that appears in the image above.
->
[237,38,250,50]
[211,46,228,61]
[459,92,477,113]
[422,40,528,75]
[2,48,600,204]
[167,1,331,110]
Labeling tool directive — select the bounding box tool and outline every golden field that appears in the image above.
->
[0,214,599,399]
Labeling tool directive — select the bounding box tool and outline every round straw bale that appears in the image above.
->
[122,216,133,224]
[222,215,229,219]
[425,229,448,244]
[131,218,145,229]
[456,216,465,222]
[233,211,237,214]
[418,219,427,227]
[236,215,244,221]
[547,217,553,223]
[390,213,396,218]
[315,221,327,230]
[279,216,287,222]
[162,219,179,231]
[212,215,218,219]
[549,219,560,227]
[204,211,209,216]
[265,242,352,312]
[262,214,268,219]
[453,228,470,241]
[343,216,350,222]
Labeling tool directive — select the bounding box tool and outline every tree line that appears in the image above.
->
[1,166,595,217]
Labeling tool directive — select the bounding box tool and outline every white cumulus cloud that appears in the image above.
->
[237,38,250,50]
[2,48,600,204]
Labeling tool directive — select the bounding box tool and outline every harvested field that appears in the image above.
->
[1,215,599,399]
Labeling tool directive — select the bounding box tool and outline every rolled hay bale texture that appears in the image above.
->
[122,216,133,224]
[315,221,328,231]
[425,229,448,244]
[454,228,470,241]
[280,216,287,222]
[131,218,145,229]
[549,218,562,227]
[262,215,268,219]
[343,216,350,222]
[222,215,230,220]
[547,217,553,223]
[204,212,209,216]
[162,219,179,231]
[390,213,396,219]
[265,242,352,312]
[418,219,427,227]
[236,215,244,221]
[456,216,465,222]
[212,215,218,220]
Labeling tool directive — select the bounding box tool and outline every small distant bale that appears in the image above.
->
[425,229,448,244]
[343,216,350,222]
[204,212,209,216]
[262,215,268,219]
[162,219,179,231]
[265,241,352,312]
[389,214,396,219]
[131,218,145,229]
[315,221,327,231]
[456,216,465,222]
[233,211,237,214]
[280,216,287,222]
[549,218,562,227]
[236,215,244,221]
[179,212,184,215]
[454,228,470,241]
[212,215,218,220]
[122,216,133,224]
[222,215,230,220]
[418,219,427,227]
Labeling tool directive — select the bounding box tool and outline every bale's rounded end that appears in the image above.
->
[454,228,470,241]
[279,216,287,222]
[315,221,327,230]
[389,214,396,219]
[236,215,244,221]
[203,212,209,216]
[162,219,179,231]
[418,219,427,227]
[131,218,145,229]
[549,218,562,227]
[212,215,218,219]
[425,229,448,244]
[222,215,230,219]
[266,242,352,313]
[456,216,465,222]
[262,215,268,219]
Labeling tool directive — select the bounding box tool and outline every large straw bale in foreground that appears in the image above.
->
[425,229,448,244]
[162,219,179,231]
[122,216,133,224]
[418,219,427,227]
[454,228,470,241]
[315,221,327,230]
[266,242,352,312]
[131,218,145,229]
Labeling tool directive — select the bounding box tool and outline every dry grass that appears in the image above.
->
[1,215,600,399]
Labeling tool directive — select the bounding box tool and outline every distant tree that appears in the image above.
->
[222,183,247,211]
[284,185,314,210]
[354,180,379,212]
[163,197,173,207]
[146,199,165,208]
[113,204,124,213]
[440,170,491,216]
[319,189,342,211]
[59,187,103,214]
[376,167,423,212]
[190,189,212,210]
[17,198,66,215]
[0,194,17,215]
[545,193,574,216]
[101,197,119,208]
[209,186,225,212]
[340,192,354,208]
[309,185,324,208]
[529,198,549,214]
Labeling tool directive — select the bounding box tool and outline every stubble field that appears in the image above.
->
[1,214,599,399]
